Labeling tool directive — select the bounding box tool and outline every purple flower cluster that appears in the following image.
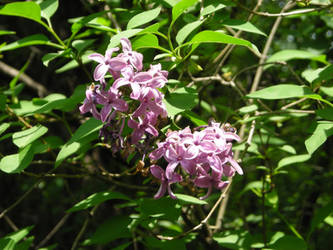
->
[79,38,168,150]
[149,121,243,200]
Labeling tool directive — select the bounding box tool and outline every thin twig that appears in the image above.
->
[4,215,19,231]
[71,205,99,250]
[0,61,48,97]
[237,3,333,17]
[157,182,232,240]
[281,97,308,110]
[35,213,70,249]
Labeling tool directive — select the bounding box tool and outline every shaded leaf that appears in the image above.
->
[67,191,131,212]
[269,235,307,250]
[201,0,228,16]
[0,123,10,136]
[164,87,198,117]
[83,216,131,245]
[267,50,327,64]
[309,201,333,237]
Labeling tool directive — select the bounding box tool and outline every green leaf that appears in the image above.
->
[107,29,142,49]
[164,87,198,118]
[83,216,131,245]
[0,123,10,136]
[279,145,297,155]
[239,104,258,114]
[222,19,266,36]
[176,20,203,45]
[175,193,208,205]
[321,86,333,97]
[305,121,333,155]
[172,0,198,23]
[0,144,34,173]
[0,226,34,250]
[309,201,333,237]
[55,51,92,73]
[247,84,314,100]
[185,30,255,54]
[316,108,333,120]
[40,0,58,21]
[72,39,95,54]
[70,11,106,36]
[139,197,181,221]
[12,125,48,148]
[132,34,159,50]
[267,50,327,64]
[55,118,102,167]
[269,235,307,250]
[276,154,311,171]
[127,7,161,29]
[0,2,41,23]
[67,191,131,212]
[0,30,15,36]
[0,34,61,52]
[201,0,228,16]
[182,110,207,126]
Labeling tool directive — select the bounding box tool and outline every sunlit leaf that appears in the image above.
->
[222,19,266,36]
[175,194,208,205]
[267,50,327,64]
[127,7,161,29]
[12,125,48,148]
[305,121,333,155]
[0,2,41,23]
[172,0,198,23]
[247,84,314,100]
[0,144,34,173]
[176,20,203,45]
[0,34,61,52]
[276,154,311,171]
[40,0,58,21]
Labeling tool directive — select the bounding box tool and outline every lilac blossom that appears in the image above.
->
[149,122,242,200]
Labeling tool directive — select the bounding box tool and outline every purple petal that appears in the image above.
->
[228,157,243,175]
[165,161,178,180]
[109,58,127,71]
[120,38,132,52]
[150,165,164,180]
[154,181,167,199]
[88,53,105,64]
[100,104,112,123]
[93,64,108,81]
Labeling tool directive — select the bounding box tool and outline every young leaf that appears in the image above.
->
[12,125,48,148]
[222,19,267,36]
[176,20,203,45]
[40,0,59,21]
[127,7,161,29]
[0,34,62,52]
[67,191,131,212]
[132,34,159,50]
[0,2,41,23]
[247,84,314,100]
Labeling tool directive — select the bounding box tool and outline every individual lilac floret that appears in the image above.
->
[88,48,127,81]
[149,121,242,200]
[119,38,144,71]
[150,165,182,199]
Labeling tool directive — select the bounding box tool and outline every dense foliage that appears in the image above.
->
[0,0,333,249]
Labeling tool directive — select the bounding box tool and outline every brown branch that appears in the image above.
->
[0,61,48,97]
